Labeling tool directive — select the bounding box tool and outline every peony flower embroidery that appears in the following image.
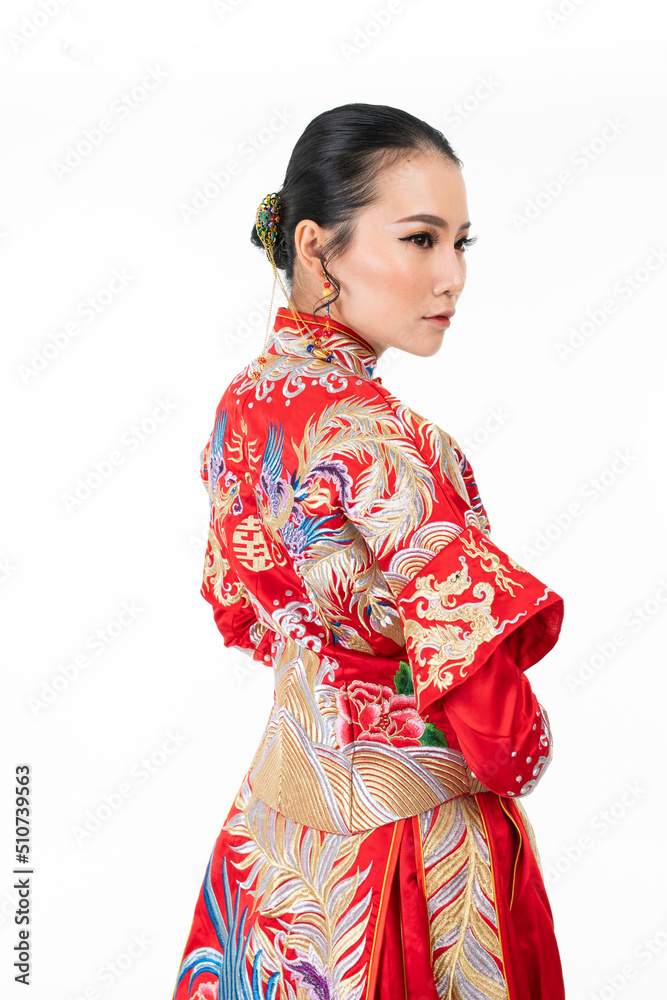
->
[335,679,425,747]
[189,981,218,1000]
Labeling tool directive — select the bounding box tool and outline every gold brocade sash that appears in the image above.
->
[245,635,486,835]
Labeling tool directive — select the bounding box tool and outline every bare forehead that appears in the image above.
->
[363,156,468,225]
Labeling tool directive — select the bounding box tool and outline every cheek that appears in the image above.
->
[343,246,422,300]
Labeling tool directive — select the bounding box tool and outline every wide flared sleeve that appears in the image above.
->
[395,521,564,715]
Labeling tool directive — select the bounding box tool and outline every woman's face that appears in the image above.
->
[292,152,472,359]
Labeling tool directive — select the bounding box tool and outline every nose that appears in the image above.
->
[433,245,466,297]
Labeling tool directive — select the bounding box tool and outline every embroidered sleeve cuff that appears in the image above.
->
[396,524,564,715]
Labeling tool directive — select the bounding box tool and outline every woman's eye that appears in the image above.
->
[399,231,479,252]
[456,234,479,252]
[400,230,438,250]
[411,231,434,249]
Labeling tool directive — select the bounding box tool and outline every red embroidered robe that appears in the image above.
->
[171,306,566,1000]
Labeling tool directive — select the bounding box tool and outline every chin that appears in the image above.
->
[391,328,445,359]
[416,338,444,358]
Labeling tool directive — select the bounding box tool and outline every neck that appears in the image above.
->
[287,298,388,359]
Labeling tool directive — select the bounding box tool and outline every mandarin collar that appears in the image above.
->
[269,306,379,380]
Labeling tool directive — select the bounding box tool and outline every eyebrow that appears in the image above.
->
[392,214,472,232]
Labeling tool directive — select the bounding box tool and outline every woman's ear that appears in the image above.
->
[293,219,327,281]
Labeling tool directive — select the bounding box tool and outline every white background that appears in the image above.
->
[2,1,666,998]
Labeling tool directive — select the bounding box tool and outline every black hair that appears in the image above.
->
[249,102,463,317]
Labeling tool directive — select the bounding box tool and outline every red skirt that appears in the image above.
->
[171,781,565,1000]
[371,794,565,999]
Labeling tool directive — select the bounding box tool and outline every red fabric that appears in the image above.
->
[440,640,554,798]
[368,800,565,1000]
[371,817,440,1000]
[477,795,566,1000]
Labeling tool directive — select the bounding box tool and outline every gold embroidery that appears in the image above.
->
[507,553,529,576]
[212,479,240,521]
[202,524,250,608]
[248,636,478,834]
[401,557,500,700]
[423,797,509,999]
[226,424,245,464]
[230,782,374,996]
[461,533,524,596]
[233,514,274,571]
